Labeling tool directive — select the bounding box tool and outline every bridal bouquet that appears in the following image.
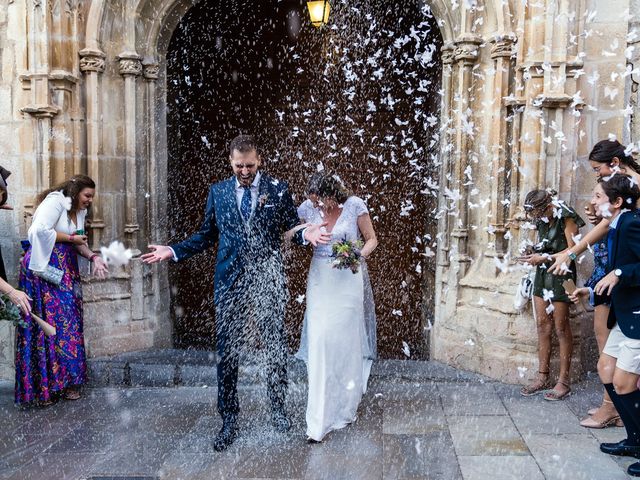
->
[0,294,28,328]
[330,238,364,274]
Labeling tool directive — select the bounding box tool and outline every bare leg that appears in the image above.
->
[553,301,572,392]
[521,296,552,396]
[588,305,619,421]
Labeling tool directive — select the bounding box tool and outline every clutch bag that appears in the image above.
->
[34,264,64,286]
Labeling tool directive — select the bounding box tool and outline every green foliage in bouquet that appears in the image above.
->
[0,294,28,328]
[330,237,364,274]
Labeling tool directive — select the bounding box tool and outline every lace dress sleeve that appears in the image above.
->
[350,196,369,217]
[297,199,314,222]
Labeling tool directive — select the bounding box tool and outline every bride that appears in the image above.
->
[296,173,378,442]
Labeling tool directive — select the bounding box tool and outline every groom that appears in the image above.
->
[142,135,329,451]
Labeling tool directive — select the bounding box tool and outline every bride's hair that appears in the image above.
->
[317,173,350,204]
[306,172,325,195]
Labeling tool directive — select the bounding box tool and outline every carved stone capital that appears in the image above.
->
[79,49,106,74]
[453,36,482,65]
[490,33,517,59]
[143,63,160,81]
[21,105,60,118]
[116,52,143,77]
[441,43,455,65]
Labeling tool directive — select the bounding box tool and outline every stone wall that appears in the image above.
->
[0,0,638,384]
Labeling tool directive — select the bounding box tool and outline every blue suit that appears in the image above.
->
[171,173,302,420]
[607,210,640,339]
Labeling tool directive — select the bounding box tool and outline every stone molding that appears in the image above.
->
[441,43,455,65]
[453,35,482,65]
[536,94,573,109]
[116,52,143,77]
[490,33,517,59]
[143,63,160,80]
[20,104,60,118]
[79,49,107,73]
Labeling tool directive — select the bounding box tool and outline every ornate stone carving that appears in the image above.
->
[79,49,106,73]
[453,36,482,65]
[143,63,160,81]
[441,43,455,65]
[490,34,517,59]
[454,44,479,64]
[117,53,143,77]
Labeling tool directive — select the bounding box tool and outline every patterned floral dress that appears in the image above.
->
[14,192,87,404]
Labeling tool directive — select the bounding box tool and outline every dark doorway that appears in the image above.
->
[166,0,443,358]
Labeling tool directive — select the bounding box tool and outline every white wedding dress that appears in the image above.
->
[296,196,376,441]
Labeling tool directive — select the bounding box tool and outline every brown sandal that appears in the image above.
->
[64,389,81,400]
[543,381,571,401]
[520,371,551,396]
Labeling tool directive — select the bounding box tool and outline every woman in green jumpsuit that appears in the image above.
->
[519,189,585,400]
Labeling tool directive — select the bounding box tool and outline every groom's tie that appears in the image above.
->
[240,185,252,221]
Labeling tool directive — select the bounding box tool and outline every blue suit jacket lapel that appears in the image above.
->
[223,177,243,225]
[610,213,626,270]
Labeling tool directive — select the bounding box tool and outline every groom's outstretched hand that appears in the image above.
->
[141,245,174,264]
[304,223,331,246]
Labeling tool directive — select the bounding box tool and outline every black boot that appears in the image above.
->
[213,417,238,452]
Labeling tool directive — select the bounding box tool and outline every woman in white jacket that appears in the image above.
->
[15,175,108,405]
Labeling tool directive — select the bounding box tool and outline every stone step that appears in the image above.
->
[87,349,491,388]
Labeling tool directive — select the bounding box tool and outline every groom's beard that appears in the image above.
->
[236,172,257,186]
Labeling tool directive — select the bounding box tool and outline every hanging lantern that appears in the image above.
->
[307,0,331,28]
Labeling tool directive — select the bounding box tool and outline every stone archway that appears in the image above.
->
[1,0,630,382]
[161,0,445,358]
[71,0,605,383]
[78,0,519,365]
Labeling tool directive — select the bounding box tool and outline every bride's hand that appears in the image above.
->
[304,223,331,246]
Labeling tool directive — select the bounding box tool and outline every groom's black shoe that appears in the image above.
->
[272,409,291,433]
[629,461,640,477]
[600,439,640,458]
[213,419,238,452]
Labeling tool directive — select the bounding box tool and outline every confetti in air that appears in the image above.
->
[100,241,133,267]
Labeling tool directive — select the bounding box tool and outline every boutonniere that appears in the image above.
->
[258,193,269,208]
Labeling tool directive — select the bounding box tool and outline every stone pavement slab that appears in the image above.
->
[526,433,631,480]
[0,359,636,479]
[438,383,507,416]
[447,416,529,456]
[457,456,545,480]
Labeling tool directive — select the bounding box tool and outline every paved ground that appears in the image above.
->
[0,359,637,480]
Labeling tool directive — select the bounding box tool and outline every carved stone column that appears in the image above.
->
[449,35,481,275]
[436,43,455,269]
[487,34,517,257]
[143,61,159,246]
[79,48,106,250]
[116,52,143,245]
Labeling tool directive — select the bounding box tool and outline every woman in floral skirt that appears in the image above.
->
[15,175,108,405]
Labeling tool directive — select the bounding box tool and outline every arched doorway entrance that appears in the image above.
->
[166,0,443,359]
